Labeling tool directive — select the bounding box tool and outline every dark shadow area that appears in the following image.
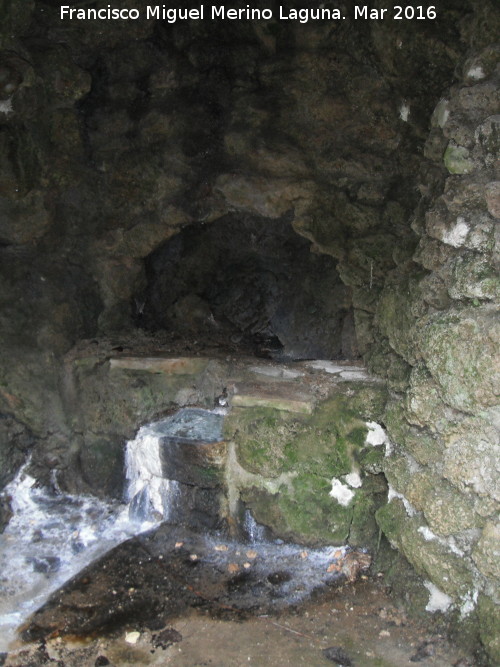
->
[136,213,358,359]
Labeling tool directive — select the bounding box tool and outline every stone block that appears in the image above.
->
[472,522,500,579]
[418,310,500,412]
[109,356,209,375]
[443,416,500,502]
[376,499,474,598]
[406,472,477,536]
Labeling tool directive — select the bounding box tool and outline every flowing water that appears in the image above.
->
[1,408,365,654]
[0,464,149,652]
[125,407,226,522]
[0,408,226,650]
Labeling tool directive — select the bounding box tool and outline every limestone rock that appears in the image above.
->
[443,417,500,502]
[418,309,500,412]
[376,499,474,598]
[473,522,500,579]
[477,595,500,665]
[485,181,500,218]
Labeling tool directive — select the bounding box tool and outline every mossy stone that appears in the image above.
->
[472,522,500,579]
[384,399,443,466]
[349,474,388,549]
[444,143,474,174]
[223,406,309,478]
[404,470,479,536]
[376,499,474,598]
[384,453,416,497]
[357,446,385,474]
[477,594,500,665]
[240,476,353,545]
[419,310,499,412]
[225,386,386,482]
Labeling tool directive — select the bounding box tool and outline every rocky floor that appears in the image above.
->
[3,577,474,667]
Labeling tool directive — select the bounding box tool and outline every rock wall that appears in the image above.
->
[374,45,500,661]
[0,0,498,660]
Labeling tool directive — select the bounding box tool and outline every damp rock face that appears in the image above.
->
[224,381,389,547]
[0,0,499,661]
[125,408,228,529]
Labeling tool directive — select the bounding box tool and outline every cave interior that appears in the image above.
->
[0,0,499,662]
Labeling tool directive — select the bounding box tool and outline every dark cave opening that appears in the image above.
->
[0,1,499,661]
[135,212,358,360]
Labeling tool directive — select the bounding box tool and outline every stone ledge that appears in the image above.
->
[231,384,314,414]
[109,356,209,375]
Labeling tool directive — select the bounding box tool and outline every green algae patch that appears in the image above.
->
[349,474,388,549]
[223,406,309,477]
[227,383,390,546]
[241,474,354,545]
[224,387,383,481]
[279,473,353,543]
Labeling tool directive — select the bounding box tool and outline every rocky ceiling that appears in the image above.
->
[0,1,499,660]
[1,0,492,351]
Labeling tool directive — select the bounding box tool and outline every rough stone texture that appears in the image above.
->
[0,414,35,489]
[473,522,500,580]
[0,0,498,660]
[376,500,475,599]
[226,381,388,547]
[138,215,355,359]
[372,39,500,660]
[478,594,500,665]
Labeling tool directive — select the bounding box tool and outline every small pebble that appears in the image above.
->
[214,544,228,551]
[125,631,140,644]
[95,657,110,666]
[327,563,341,573]
[322,646,352,665]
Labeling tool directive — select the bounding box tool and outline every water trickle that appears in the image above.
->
[243,509,268,543]
[0,406,228,651]
[124,408,227,524]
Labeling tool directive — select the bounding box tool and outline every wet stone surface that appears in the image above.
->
[5,578,477,667]
[20,524,371,643]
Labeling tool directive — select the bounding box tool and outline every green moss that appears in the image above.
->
[347,426,368,447]
[229,385,390,545]
[349,475,388,549]
[357,446,384,474]
[278,473,354,543]
[224,406,307,477]
[477,594,500,665]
